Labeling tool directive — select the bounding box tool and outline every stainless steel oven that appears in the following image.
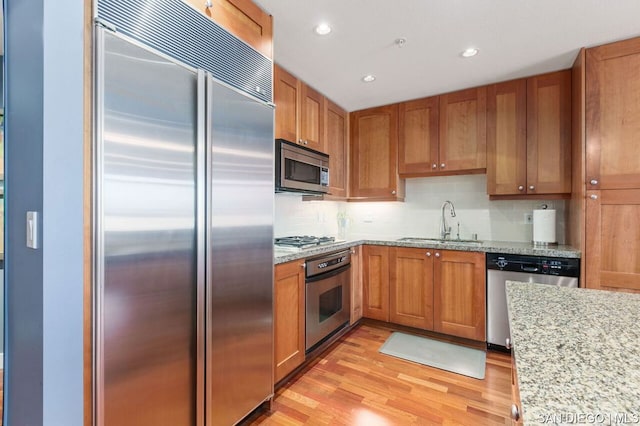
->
[305,249,351,351]
[275,138,329,194]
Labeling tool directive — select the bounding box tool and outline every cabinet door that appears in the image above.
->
[299,83,325,152]
[274,260,305,382]
[350,246,363,324]
[274,64,299,143]
[586,38,640,190]
[433,250,486,341]
[487,79,527,196]
[389,247,434,330]
[398,96,439,175]
[182,0,273,58]
[362,245,390,321]
[439,87,487,172]
[527,70,572,195]
[350,105,404,200]
[325,100,348,197]
[585,189,640,292]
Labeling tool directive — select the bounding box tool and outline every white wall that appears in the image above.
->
[275,174,567,244]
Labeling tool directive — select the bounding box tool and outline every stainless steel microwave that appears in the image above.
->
[275,139,329,194]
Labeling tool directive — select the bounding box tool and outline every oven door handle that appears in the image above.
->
[306,263,351,283]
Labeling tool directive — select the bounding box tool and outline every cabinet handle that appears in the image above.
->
[590,194,598,200]
[435,252,440,258]
[301,263,306,269]
[440,163,446,169]
[518,185,524,191]
[298,139,303,144]
[426,252,432,257]
[511,404,521,421]
[432,163,437,169]
[205,0,212,7]
[590,179,599,185]
[391,190,396,195]
[528,185,535,191]
[505,337,512,349]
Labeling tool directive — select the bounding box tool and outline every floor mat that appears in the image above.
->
[379,332,486,379]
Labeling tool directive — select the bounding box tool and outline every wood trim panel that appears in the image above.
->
[362,245,390,321]
[526,70,572,195]
[398,96,439,175]
[569,49,586,282]
[486,79,527,196]
[350,246,363,324]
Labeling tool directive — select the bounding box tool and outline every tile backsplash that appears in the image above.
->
[275,174,566,244]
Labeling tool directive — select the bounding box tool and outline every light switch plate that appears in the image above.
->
[26,211,39,249]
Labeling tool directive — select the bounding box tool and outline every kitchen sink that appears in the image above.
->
[397,237,483,245]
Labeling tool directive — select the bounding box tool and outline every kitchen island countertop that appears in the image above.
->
[506,281,640,424]
[274,239,580,264]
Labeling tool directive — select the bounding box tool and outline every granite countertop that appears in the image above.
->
[506,281,640,425]
[274,238,580,264]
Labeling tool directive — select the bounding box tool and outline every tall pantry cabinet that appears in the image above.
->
[572,36,640,292]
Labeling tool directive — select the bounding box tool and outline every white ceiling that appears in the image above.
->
[254,0,640,112]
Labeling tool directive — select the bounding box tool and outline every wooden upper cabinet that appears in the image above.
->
[299,83,325,152]
[325,100,348,198]
[433,250,485,341]
[527,70,572,195]
[350,105,405,200]
[274,260,305,382]
[362,245,390,321]
[586,37,640,190]
[182,0,273,58]
[439,87,487,173]
[274,64,326,152]
[398,96,439,175]
[487,79,528,196]
[274,64,299,143]
[585,189,640,293]
[487,71,571,197]
[389,247,434,330]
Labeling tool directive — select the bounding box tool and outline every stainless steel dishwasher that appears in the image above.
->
[486,253,580,350]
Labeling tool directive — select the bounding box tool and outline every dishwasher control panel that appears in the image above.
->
[486,253,580,277]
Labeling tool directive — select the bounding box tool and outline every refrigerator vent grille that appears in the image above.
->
[97,0,272,103]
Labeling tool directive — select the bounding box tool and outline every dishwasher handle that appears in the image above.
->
[520,265,539,273]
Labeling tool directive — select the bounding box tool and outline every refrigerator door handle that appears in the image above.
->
[195,68,207,426]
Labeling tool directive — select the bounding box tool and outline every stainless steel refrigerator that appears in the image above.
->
[94,27,274,426]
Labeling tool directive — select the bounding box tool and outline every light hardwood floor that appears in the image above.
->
[248,324,512,425]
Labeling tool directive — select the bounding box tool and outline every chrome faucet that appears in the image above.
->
[440,200,457,240]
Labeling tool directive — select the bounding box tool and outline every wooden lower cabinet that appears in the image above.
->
[433,250,486,341]
[362,246,486,341]
[362,245,390,321]
[274,260,305,382]
[585,189,640,292]
[389,247,434,330]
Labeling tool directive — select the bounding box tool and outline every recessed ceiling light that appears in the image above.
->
[461,47,479,58]
[314,23,332,36]
[362,75,376,83]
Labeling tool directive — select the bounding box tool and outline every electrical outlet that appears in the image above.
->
[524,213,533,224]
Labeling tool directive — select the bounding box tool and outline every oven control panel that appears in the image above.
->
[306,250,351,278]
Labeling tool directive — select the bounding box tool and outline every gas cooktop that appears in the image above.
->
[274,235,336,249]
